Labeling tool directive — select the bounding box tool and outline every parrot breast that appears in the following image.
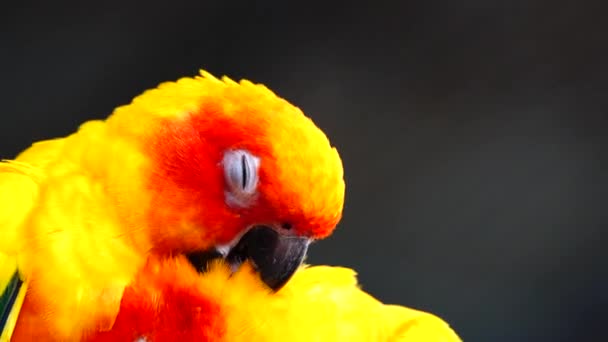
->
[84,256,462,342]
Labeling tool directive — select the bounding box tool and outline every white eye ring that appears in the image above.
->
[222,149,261,208]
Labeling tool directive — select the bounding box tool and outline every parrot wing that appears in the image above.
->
[0,139,62,341]
[0,158,44,342]
[0,254,27,342]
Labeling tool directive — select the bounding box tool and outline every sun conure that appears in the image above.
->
[0,71,460,341]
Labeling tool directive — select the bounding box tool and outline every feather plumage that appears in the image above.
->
[85,257,460,342]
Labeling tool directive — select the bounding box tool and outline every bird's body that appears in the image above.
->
[86,256,460,342]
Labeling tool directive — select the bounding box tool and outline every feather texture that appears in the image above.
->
[85,256,461,342]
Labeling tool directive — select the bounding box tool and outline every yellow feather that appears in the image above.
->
[192,261,462,341]
[0,124,148,339]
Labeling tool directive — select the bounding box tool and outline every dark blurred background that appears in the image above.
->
[2,1,607,341]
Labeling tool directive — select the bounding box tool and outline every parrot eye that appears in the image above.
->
[223,149,260,208]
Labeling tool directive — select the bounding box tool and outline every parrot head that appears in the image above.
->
[106,71,345,290]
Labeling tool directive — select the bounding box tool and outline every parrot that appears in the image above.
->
[0,70,460,341]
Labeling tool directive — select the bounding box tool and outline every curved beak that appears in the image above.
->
[226,226,310,291]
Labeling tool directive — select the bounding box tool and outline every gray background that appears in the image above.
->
[1,1,607,341]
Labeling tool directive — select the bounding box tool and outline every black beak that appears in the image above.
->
[226,225,310,291]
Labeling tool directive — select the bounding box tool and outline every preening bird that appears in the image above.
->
[0,71,460,341]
